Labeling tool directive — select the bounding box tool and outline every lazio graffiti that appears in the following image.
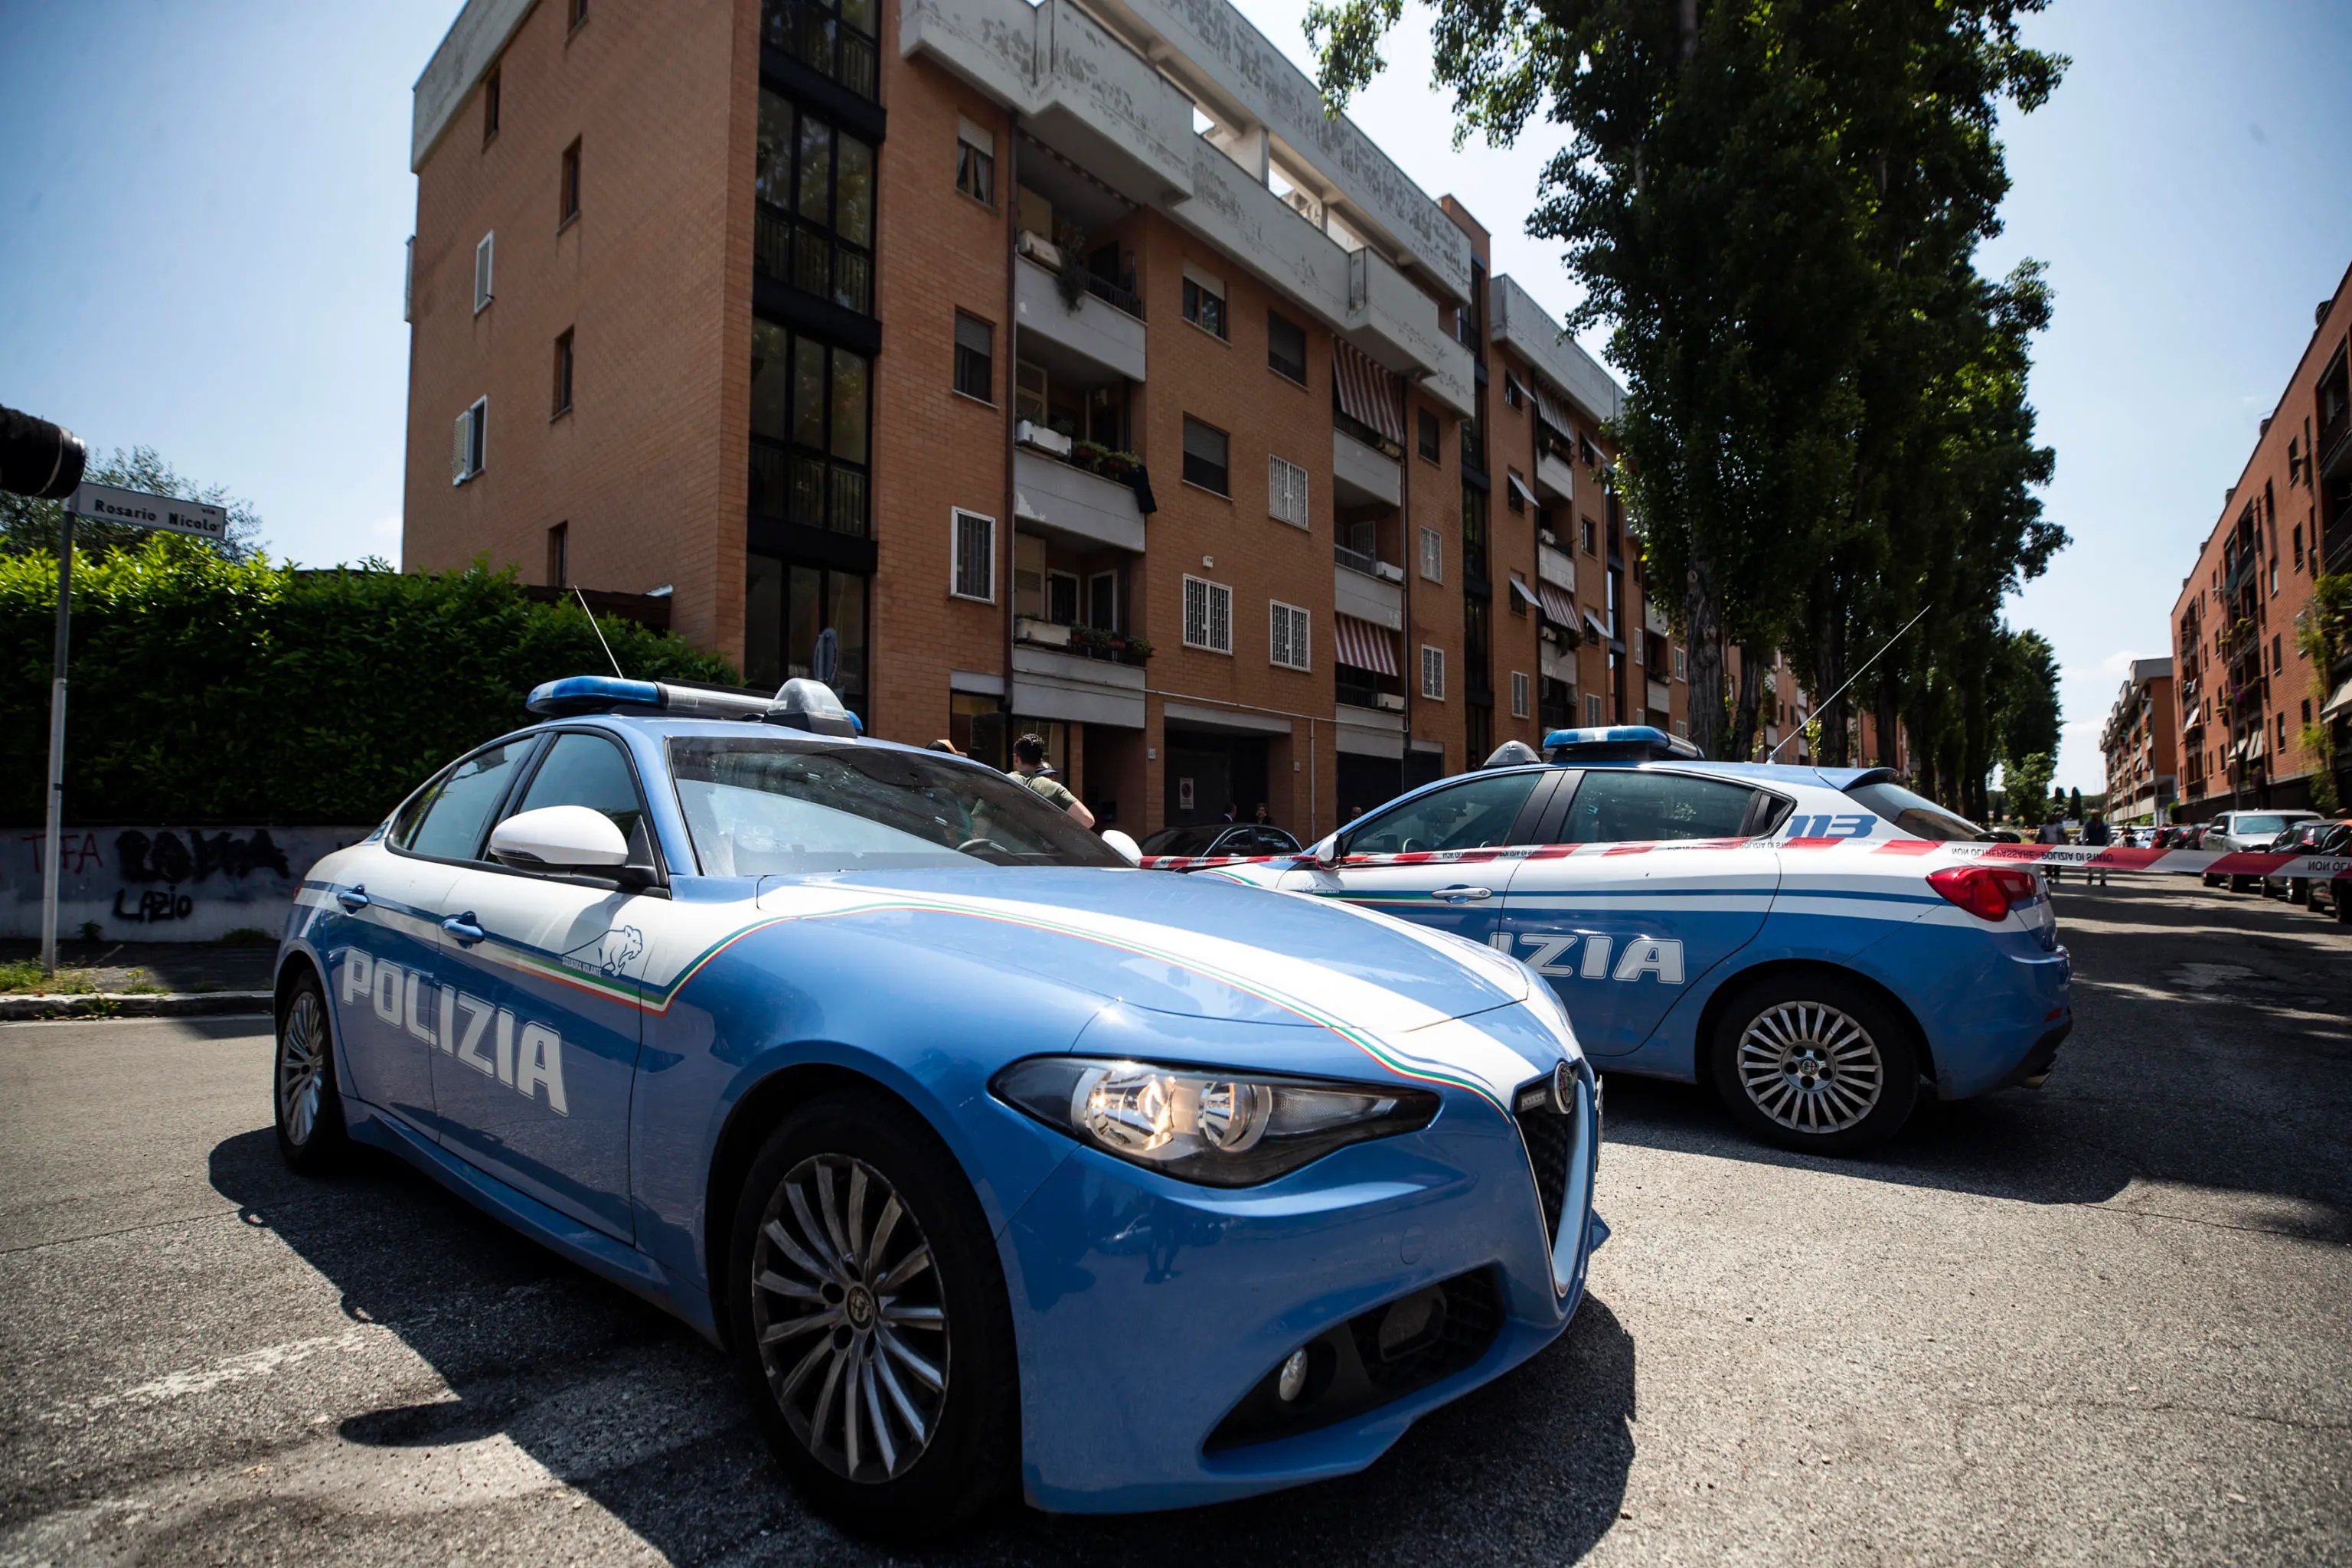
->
[3,826,371,942]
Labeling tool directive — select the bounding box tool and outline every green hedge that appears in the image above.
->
[0,540,737,825]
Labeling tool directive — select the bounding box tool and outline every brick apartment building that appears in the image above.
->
[2098,657,2175,825]
[399,0,1686,842]
[2167,260,2352,822]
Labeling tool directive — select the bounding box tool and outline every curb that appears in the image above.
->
[0,991,273,1021]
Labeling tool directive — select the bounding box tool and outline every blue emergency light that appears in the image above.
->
[1541,724,1702,764]
[526,675,863,734]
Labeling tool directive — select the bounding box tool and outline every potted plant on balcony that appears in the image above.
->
[1055,224,1091,312]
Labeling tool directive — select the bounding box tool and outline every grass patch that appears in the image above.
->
[0,961,102,995]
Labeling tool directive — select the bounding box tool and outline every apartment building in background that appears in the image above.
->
[2167,260,2352,822]
[400,0,1682,842]
[2098,657,2176,825]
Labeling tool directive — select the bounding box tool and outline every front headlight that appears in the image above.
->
[991,1057,1439,1187]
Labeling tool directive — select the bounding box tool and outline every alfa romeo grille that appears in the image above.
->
[1514,1087,1573,1247]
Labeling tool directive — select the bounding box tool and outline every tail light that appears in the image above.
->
[1927,864,2039,922]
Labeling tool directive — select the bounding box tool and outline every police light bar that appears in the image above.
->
[1542,724,1703,763]
[527,675,784,720]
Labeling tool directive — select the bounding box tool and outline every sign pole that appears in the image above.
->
[41,504,74,978]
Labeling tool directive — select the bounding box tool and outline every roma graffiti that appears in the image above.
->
[3,826,368,942]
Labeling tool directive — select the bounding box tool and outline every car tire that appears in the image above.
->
[2288,880,2309,906]
[2230,874,2260,893]
[727,1091,1018,1537]
[273,970,348,1172]
[1708,973,1921,1155]
[2334,887,2352,924]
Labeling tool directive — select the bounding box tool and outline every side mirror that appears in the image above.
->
[1311,833,1343,868]
[490,805,630,871]
[1099,828,1144,867]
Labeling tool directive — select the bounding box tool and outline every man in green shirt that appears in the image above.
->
[1010,733,1096,829]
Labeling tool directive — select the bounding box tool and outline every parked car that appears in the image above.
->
[2267,822,2352,907]
[2199,810,2321,890]
[1206,727,2073,1155]
[2306,822,2352,923]
[1136,822,1303,863]
[272,675,1605,1528]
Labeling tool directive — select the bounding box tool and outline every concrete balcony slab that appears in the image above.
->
[1016,254,1147,383]
[1014,449,1148,553]
[1011,642,1148,728]
[1335,703,1406,759]
[1332,426,1401,508]
[1537,543,1575,593]
[1334,560,1404,632]
[1535,449,1576,503]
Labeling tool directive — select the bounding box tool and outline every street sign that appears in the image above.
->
[72,482,228,541]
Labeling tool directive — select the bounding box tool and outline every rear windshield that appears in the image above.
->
[1845,780,1990,843]
[668,737,1125,874]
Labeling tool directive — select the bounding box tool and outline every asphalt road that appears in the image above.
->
[3,880,2348,1566]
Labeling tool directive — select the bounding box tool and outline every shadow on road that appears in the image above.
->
[209,1125,1637,1563]
[1598,882,2352,1243]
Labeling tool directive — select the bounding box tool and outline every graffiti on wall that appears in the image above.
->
[4,826,368,942]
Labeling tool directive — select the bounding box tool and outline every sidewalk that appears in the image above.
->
[0,939,276,1018]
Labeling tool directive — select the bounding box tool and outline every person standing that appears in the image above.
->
[2037,814,2066,884]
[1008,733,1095,829]
[2081,811,2112,887]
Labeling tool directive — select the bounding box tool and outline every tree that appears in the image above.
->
[2003,751,2053,822]
[2067,785,2082,821]
[1305,0,2066,765]
[0,446,264,561]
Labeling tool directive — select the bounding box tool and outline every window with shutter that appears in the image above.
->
[1183,417,1229,495]
[452,398,487,484]
[474,233,495,313]
[1420,645,1445,701]
[1419,527,1442,583]
[1511,671,1530,718]
[950,509,994,601]
[1270,602,1309,669]
[1268,456,1309,527]
[1210,583,1232,652]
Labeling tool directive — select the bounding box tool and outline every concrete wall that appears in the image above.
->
[2,828,373,944]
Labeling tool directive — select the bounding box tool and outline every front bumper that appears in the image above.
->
[995,1062,1603,1513]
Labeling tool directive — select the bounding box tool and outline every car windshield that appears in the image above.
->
[1139,825,1223,856]
[1844,780,1991,843]
[668,737,1126,873]
[2233,815,2289,836]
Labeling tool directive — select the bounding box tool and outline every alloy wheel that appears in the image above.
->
[750,1154,949,1484]
[277,991,327,1147]
[1736,1001,1884,1135]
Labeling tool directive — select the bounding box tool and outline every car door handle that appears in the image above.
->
[441,913,487,946]
[1432,884,1493,903]
[336,886,370,912]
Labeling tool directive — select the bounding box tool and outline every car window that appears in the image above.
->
[400,739,535,861]
[1348,773,1540,856]
[1845,779,1988,843]
[1140,825,1219,856]
[514,732,649,848]
[2235,814,2288,837]
[1560,769,1754,844]
[669,737,1125,873]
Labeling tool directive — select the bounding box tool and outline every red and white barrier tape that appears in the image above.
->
[1138,840,2352,880]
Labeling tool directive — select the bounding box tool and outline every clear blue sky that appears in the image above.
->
[3,0,2347,792]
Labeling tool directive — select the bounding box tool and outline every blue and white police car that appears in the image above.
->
[269,675,1606,1530]
[1199,727,2073,1154]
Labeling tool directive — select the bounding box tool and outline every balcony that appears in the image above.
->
[1014,243,1146,384]
[1332,426,1402,508]
[1013,447,1146,553]
[1346,249,1474,418]
[1645,602,1669,637]
[1535,449,1576,503]
[1334,700,1406,759]
[1540,642,1575,684]
[755,207,874,318]
[764,0,880,101]
[900,0,1194,207]
[1011,641,1147,728]
[1334,553,1405,632]
[1489,274,1622,426]
[1647,678,1672,717]
[751,436,869,537]
[1537,542,1575,593]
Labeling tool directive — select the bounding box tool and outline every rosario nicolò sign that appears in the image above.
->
[72,481,228,541]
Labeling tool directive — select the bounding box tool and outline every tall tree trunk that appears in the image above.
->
[1810,583,1850,766]
[1873,671,1901,773]
[1732,642,1765,760]
[1683,553,1727,758]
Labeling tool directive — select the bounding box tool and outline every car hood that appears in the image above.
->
[753,865,1532,1033]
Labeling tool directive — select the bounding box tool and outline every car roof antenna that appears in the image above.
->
[1766,603,1930,763]
[573,586,626,679]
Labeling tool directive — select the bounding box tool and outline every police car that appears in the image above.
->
[269,676,1606,1530]
[1199,727,2073,1154]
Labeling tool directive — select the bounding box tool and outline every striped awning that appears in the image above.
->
[1538,583,1578,626]
[2322,677,2352,721]
[1333,612,1399,677]
[1532,385,1575,437]
[1333,341,1406,446]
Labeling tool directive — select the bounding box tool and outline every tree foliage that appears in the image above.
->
[1307,0,2069,802]
[0,539,735,825]
[1,446,266,561]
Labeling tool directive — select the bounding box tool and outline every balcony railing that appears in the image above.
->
[762,0,879,100]
[751,435,869,537]
[1334,543,1391,578]
[755,207,873,317]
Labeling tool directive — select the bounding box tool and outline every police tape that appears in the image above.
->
[1138,841,2352,880]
